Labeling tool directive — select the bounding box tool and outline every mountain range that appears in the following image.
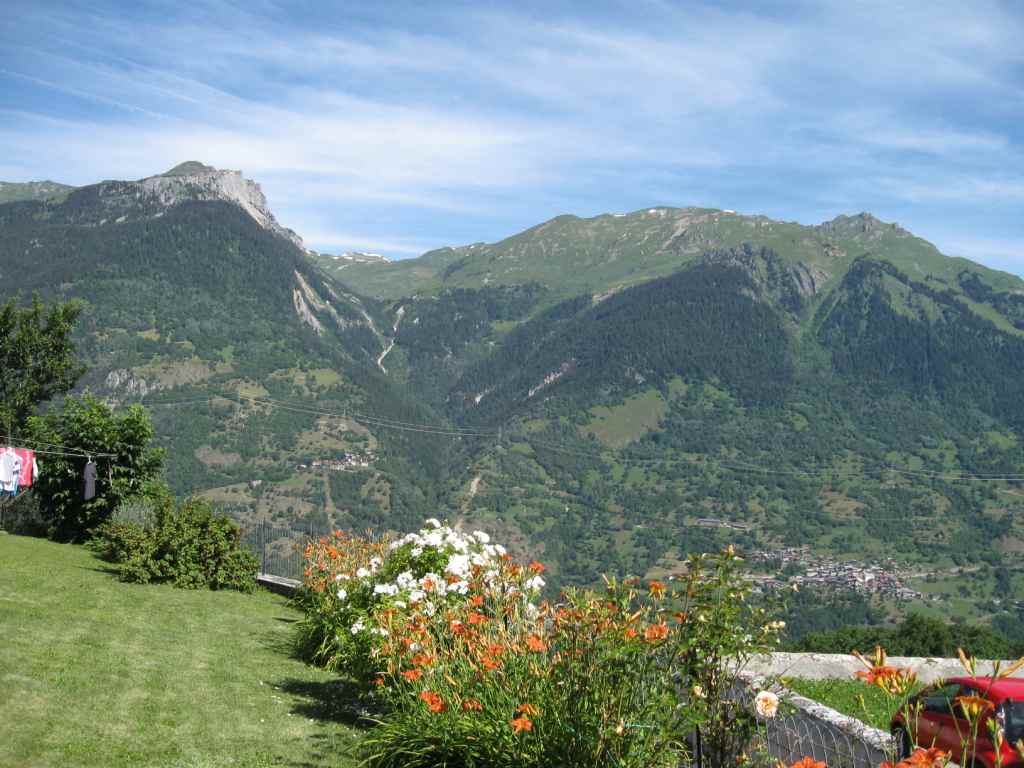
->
[3,162,1023,630]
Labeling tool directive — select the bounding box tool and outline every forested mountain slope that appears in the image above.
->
[4,163,1024,632]
[324,212,1024,625]
[0,164,449,533]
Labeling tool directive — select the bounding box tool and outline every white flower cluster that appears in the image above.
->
[336,519,543,636]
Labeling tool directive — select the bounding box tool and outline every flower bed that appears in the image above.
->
[295,520,785,768]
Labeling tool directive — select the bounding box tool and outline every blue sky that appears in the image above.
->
[2,1,1023,274]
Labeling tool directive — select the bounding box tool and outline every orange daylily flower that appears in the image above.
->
[419,690,446,713]
[402,668,424,682]
[624,627,638,640]
[955,695,994,720]
[511,715,533,733]
[462,698,483,711]
[526,634,547,652]
[644,623,669,643]
[470,595,485,607]
[853,647,917,695]
[648,580,666,598]
[529,561,546,574]
[790,758,826,768]
[468,612,488,626]
[882,747,950,768]
[518,703,539,716]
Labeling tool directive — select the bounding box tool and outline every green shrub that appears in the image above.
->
[90,520,152,565]
[94,498,257,593]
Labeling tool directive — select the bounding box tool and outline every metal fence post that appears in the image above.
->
[260,520,267,576]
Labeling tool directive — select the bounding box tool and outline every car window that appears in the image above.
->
[923,683,961,714]
[1005,700,1024,740]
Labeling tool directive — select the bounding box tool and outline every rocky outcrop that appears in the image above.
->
[105,368,161,398]
[293,288,324,335]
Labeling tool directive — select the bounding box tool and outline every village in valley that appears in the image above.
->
[750,545,925,603]
[298,450,377,472]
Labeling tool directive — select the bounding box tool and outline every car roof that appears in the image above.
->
[947,676,1024,700]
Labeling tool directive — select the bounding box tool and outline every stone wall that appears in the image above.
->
[749,651,1013,684]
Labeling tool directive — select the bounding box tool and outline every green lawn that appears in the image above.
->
[784,677,919,731]
[0,534,362,768]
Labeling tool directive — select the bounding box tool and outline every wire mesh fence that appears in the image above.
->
[760,708,889,768]
[239,519,332,583]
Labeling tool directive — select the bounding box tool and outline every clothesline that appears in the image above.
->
[0,440,102,501]
[0,434,116,459]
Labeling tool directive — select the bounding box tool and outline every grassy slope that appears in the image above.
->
[324,207,1024,307]
[0,535,361,768]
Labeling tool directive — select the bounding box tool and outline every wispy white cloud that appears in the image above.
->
[872,174,1024,204]
[1,1,1022,265]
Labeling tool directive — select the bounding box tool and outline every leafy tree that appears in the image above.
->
[0,295,84,433]
[29,396,165,541]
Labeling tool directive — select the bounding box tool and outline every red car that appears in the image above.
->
[891,676,1024,768]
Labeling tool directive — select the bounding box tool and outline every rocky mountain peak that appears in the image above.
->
[89,162,305,250]
[160,161,218,177]
[817,212,907,240]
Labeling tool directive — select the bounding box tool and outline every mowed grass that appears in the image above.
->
[0,534,362,768]
[784,677,919,731]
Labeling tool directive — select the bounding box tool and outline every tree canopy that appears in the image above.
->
[0,295,84,433]
[29,396,165,541]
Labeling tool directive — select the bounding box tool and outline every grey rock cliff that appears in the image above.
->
[90,162,305,250]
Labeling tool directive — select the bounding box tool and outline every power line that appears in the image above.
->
[143,392,498,435]
[134,390,1024,484]
[521,436,1024,483]
[236,394,495,437]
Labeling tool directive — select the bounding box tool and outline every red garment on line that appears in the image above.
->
[14,448,36,487]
